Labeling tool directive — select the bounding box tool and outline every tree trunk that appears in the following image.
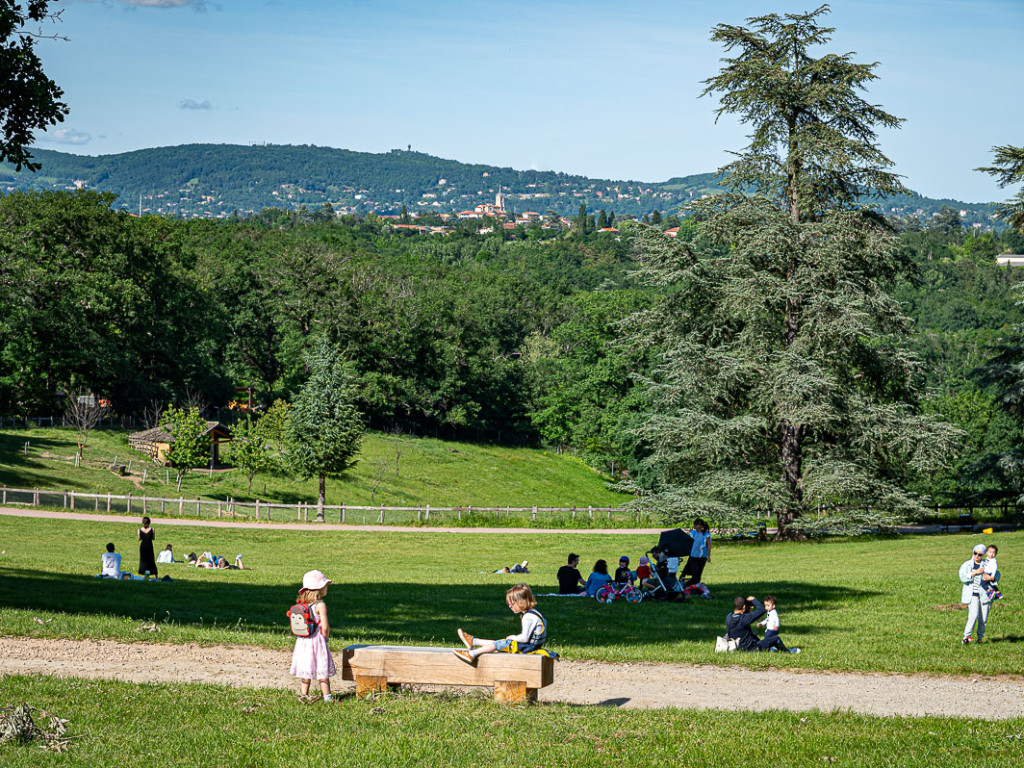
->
[316,474,326,522]
[777,419,806,541]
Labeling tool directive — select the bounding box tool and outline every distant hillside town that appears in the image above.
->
[0,144,1003,229]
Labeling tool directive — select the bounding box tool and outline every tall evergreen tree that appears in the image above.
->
[597,209,608,229]
[286,341,365,521]
[625,5,960,538]
[977,145,1024,232]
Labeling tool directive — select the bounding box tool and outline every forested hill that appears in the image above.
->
[0,144,998,225]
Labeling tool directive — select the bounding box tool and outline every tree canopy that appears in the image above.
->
[626,5,961,538]
[0,1,68,171]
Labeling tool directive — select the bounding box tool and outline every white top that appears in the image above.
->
[507,611,544,644]
[689,530,711,558]
[666,556,679,574]
[983,557,998,581]
[101,551,122,578]
[758,608,780,631]
[157,549,174,563]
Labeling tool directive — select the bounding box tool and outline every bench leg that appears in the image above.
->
[493,680,536,704]
[355,674,390,698]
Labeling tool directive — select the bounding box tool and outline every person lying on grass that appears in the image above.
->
[454,584,547,663]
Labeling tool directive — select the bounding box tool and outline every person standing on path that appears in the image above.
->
[138,516,157,578]
[960,543,999,644]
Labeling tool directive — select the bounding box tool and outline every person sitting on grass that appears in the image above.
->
[636,556,653,589]
[614,556,634,585]
[157,544,177,564]
[584,559,613,598]
[556,553,587,595]
[755,595,800,654]
[725,595,766,651]
[100,543,122,579]
[454,584,548,663]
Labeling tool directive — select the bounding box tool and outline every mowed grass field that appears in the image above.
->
[0,427,632,510]
[2,516,1023,766]
[0,516,1020,675]
[1,674,1021,768]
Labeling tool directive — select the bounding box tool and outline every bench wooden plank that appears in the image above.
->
[341,644,554,692]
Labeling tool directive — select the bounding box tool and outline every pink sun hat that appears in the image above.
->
[301,570,332,590]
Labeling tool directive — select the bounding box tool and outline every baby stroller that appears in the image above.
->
[642,528,693,602]
[595,580,643,604]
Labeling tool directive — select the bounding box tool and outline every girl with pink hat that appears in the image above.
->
[289,570,337,701]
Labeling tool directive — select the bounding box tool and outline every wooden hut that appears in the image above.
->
[129,421,232,466]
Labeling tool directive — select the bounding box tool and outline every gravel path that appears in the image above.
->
[2,637,1021,720]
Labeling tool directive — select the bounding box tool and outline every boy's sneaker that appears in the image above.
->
[789,648,801,654]
[453,649,475,664]
[962,636,973,645]
[992,591,1002,600]
[457,628,474,649]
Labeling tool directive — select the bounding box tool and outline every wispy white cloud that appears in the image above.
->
[115,1,210,10]
[45,128,92,145]
[179,99,212,110]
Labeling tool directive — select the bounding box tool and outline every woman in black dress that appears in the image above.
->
[138,516,157,577]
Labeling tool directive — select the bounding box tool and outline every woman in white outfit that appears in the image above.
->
[959,543,999,644]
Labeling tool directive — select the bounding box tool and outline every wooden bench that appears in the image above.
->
[940,513,975,533]
[341,644,555,703]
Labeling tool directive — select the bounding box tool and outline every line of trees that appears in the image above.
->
[3,4,1024,535]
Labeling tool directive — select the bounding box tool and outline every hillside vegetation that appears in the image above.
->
[0,427,631,512]
[0,143,1000,223]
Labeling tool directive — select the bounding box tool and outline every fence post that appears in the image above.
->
[379,504,385,524]
[160,499,165,515]
[303,503,308,523]
[532,505,537,522]
[572,505,576,520]
[70,492,75,511]
[255,499,260,521]
[196,498,200,517]
[425,504,430,521]
[143,496,147,515]
[127,494,132,516]
[297,503,302,522]
[178,497,183,517]
[217,501,222,518]
[458,505,462,522]
[94,494,98,512]
[340,503,345,524]
[588,506,593,520]
[33,488,39,506]
[418,505,422,523]
[106,492,111,513]
[2,488,5,505]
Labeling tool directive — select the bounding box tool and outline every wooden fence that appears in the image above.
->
[0,486,635,527]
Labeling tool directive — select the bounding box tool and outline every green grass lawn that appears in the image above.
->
[2,675,1020,768]
[0,426,633,510]
[0,516,1020,675]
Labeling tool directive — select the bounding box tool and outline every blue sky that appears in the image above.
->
[33,0,1024,202]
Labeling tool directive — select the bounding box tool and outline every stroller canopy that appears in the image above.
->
[656,528,694,558]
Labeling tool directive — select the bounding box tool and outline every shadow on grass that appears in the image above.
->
[0,569,878,649]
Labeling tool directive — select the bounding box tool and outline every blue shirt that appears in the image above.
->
[585,572,613,597]
[690,530,710,558]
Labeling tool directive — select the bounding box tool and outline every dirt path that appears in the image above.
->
[2,637,1021,720]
